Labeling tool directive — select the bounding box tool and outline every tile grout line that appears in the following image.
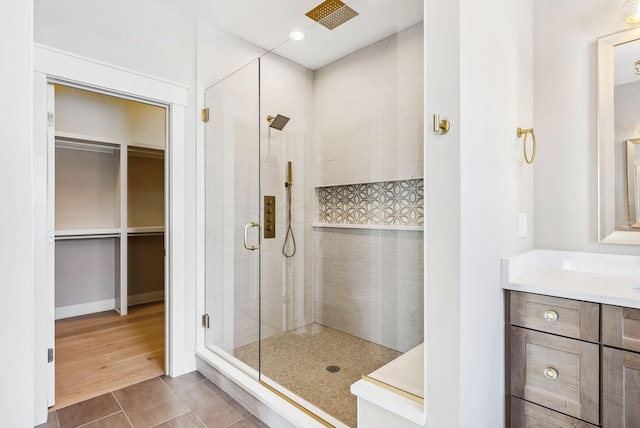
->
[158,375,257,428]
[223,414,253,428]
[148,409,192,428]
[74,410,126,428]
[147,376,198,427]
[164,377,209,427]
[110,390,136,428]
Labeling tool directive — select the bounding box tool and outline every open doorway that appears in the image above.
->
[50,85,167,409]
[33,45,189,424]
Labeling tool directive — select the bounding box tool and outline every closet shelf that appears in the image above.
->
[127,226,165,235]
[55,131,164,151]
[312,223,423,232]
[55,228,121,240]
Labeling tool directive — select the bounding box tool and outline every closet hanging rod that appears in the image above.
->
[55,233,120,241]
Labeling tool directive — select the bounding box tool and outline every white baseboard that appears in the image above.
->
[54,291,164,320]
[55,298,115,320]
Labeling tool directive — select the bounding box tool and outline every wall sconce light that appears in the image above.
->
[623,0,640,24]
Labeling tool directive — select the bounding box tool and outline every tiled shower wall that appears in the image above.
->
[200,20,424,354]
[312,23,424,353]
[313,228,424,353]
[317,179,424,226]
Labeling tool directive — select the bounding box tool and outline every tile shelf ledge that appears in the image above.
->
[312,223,423,231]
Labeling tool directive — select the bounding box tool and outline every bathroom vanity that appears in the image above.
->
[503,250,640,427]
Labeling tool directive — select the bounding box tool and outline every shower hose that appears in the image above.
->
[283,182,296,258]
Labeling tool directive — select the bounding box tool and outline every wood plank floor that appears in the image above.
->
[54,302,165,410]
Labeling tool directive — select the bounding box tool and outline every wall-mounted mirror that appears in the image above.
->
[598,27,640,243]
[627,139,640,228]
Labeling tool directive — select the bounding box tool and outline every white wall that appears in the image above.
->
[0,0,34,426]
[533,0,640,255]
[55,86,166,149]
[425,0,535,426]
[459,0,534,424]
[424,0,461,425]
[34,0,199,376]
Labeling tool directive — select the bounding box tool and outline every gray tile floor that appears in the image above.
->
[37,372,269,428]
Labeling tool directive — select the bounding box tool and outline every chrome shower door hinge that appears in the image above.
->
[201,313,210,329]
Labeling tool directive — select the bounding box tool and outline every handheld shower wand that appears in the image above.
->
[283,161,296,258]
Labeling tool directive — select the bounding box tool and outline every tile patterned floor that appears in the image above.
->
[36,372,269,428]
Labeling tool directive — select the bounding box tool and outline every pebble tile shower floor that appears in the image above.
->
[233,323,402,427]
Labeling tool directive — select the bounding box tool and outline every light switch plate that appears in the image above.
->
[518,212,527,238]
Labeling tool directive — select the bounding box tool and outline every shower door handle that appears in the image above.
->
[244,222,260,251]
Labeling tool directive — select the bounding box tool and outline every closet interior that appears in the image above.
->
[53,85,166,319]
[52,85,167,408]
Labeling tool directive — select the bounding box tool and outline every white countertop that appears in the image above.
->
[502,250,640,308]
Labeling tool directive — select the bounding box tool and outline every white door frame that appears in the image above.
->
[32,43,190,423]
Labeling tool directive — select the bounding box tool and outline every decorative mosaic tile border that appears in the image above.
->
[317,179,424,226]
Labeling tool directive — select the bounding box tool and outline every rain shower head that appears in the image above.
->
[305,0,359,30]
[267,114,290,130]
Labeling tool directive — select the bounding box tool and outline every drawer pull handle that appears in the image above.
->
[543,367,558,380]
[543,310,558,322]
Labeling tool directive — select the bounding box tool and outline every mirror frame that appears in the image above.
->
[598,27,640,244]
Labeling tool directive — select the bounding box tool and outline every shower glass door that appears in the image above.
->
[204,58,262,374]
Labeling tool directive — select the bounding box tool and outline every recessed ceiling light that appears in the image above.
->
[289,31,305,41]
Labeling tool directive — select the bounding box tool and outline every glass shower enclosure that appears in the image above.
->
[203,11,425,427]
[204,59,262,372]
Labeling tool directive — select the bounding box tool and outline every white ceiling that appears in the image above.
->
[155,0,424,70]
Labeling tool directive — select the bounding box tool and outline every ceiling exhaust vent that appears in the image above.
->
[305,0,359,30]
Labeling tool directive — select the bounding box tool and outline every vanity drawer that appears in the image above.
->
[510,326,599,425]
[510,397,598,428]
[602,304,640,352]
[602,346,640,427]
[510,291,599,342]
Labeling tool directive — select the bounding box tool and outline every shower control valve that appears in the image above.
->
[264,195,276,239]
